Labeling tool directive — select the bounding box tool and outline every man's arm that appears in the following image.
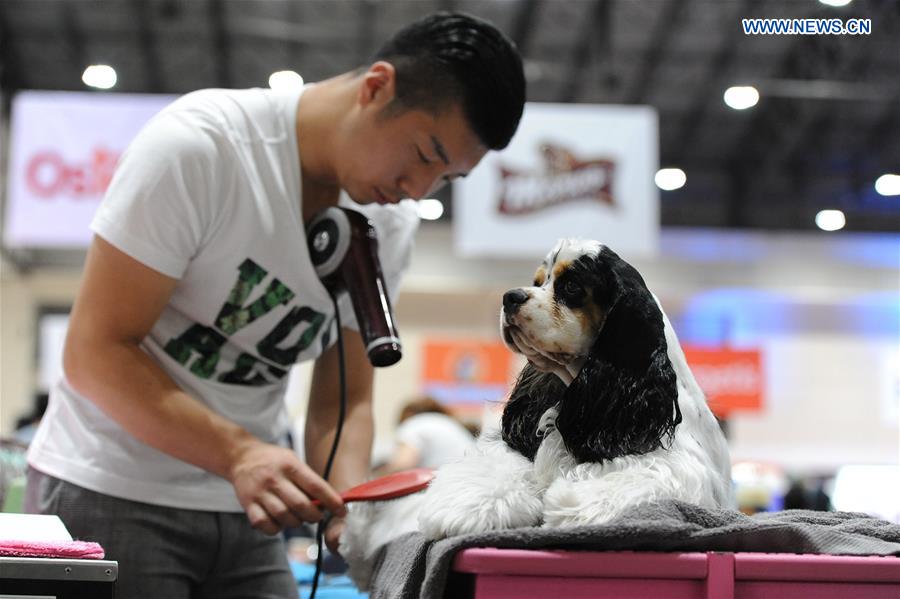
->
[305,328,375,491]
[65,236,345,533]
[305,328,375,551]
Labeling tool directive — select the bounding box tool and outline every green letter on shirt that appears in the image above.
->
[163,324,227,379]
[215,259,295,335]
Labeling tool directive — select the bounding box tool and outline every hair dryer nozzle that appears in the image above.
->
[307,207,403,367]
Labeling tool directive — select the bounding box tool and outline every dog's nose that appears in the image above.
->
[503,289,529,314]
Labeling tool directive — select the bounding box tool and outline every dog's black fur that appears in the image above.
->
[501,246,682,464]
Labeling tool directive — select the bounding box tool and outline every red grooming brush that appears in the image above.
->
[312,467,434,507]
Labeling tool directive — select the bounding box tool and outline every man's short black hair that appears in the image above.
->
[374,11,526,150]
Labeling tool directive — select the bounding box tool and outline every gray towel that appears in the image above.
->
[367,500,900,599]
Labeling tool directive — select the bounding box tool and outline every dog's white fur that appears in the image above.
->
[340,239,733,590]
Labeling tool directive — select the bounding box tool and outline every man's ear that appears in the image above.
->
[358,61,397,108]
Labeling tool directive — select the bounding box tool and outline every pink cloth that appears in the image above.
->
[0,539,105,559]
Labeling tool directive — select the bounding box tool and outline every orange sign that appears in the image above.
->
[423,340,514,385]
[422,340,516,408]
[683,346,764,417]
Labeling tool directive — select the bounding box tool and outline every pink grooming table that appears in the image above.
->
[450,548,900,599]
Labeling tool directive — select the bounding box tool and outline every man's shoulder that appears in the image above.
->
[166,87,269,109]
[161,88,287,127]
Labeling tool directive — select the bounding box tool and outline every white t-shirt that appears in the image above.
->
[28,86,420,511]
[395,413,476,469]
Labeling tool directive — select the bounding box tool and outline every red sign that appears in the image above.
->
[25,147,119,199]
[683,347,764,417]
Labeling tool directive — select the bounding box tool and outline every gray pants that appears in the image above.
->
[25,468,299,599]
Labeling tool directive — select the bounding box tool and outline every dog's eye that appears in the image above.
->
[563,280,581,296]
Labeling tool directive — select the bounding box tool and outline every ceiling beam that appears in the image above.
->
[61,0,88,90]
[788,0,899,178]
[133,0,164,92]
[228,17,336,46]
[207,0,232,88]
[626,0,688,105]
[355,0,377,65]
[724,56,819,226]
[509,0,539,55]
[749,36,888,198]
[734,0,898,214]
[0,9,24,98]
[671,0,757,159]
[852,106,900,233]
[559,0,611,103]
[858,101,900,178]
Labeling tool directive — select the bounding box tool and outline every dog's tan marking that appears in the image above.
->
[581,290,605,329]
[533,266,547,287]
[552,260,572,281]
[571,292,604,339]
[551,299,563,323]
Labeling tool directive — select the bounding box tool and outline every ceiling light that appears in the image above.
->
[654,168,686,191]
[268,70,303,91]
[82,64,117,89]
[723,86,759,110]
[416,198,444,220]
[815,209,845,231]
[818,0,852,7]
[874,174,900,196]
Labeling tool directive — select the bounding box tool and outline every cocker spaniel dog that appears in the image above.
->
[341,239,734,588]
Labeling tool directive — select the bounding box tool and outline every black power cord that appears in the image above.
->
[308,291,347,599]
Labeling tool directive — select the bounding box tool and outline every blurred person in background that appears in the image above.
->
[23,11,524,599]
[375,396,477,476]
[784,476,833,511]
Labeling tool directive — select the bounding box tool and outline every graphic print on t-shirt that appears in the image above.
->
[164,258,330,386]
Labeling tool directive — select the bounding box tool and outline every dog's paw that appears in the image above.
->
[540,477,624,528]
[417,451,543,539]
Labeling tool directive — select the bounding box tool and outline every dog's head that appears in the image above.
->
[500,239,617,379]
[500,239,682,463]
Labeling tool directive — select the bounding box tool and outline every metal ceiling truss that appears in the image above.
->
[0,14,23,110]
[208,0,232,88]
[133,0,164,92]
[669,0,759,160]
[0,0,895,234]
[355,0,377,65]
[738,0,898,223]
[626,0,688,106]
[509,0,539,55]
[727,36,851,226]
[560,0,611,104]
[61,0,88,90]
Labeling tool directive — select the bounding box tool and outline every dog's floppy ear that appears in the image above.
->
[556,259,682,463]
[501,362,566,461]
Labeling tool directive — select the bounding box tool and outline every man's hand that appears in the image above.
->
[229,440,346,535]
[324,515,346,556]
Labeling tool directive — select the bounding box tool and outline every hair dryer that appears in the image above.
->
[306,207,402,367]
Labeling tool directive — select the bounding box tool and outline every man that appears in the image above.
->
[25,11,525,599]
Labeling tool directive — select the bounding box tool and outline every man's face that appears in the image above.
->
[337,70,488,205]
